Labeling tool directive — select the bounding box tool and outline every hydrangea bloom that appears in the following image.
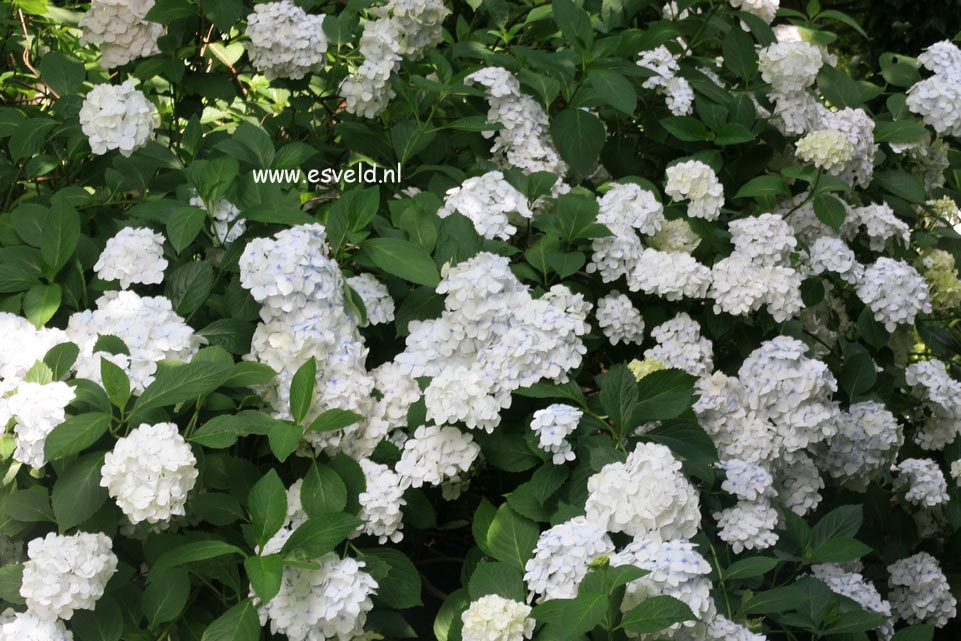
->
[356,458,406,543]
[346,273,395,326]
[79,81,156,156]
[637,46,695,116]
[729,0,779,23]
[888,552,957,627]
[812,564,894,640]
[0,313,67,382]
[0,608,73,641]
[714,500,780,553]
[907,42,961,136]
[758,41,823,92]
[643,312,714,377]
[245,1,327,80]
[437,171,533,240]
[530,404,582,464]
[856,258,932,331]
[719,459,775,501]
[895,458,949,507]
[395,425,481,491]
[79,0,163,68]
[101,422,199,524]
[665,160,725,220]
[596,292,645,345]
[650,219,701,253]
[807,237,863,284]
[586,442,700,540]
[916,248,961,310]
[629,248,712,300]
[7,381,75,469]
[816,401,904,490]
[596,183,665,235]
[843,202,911,251]
[461,594,535,641]
[795,129,855,174]
[93,226,168,288]
[20,531,117,620]
[523,516,615,602]
[190,195,245,244]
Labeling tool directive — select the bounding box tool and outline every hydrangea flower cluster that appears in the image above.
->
[916,248,961,309]
[595,292,645,345]
[905,359,961,449]
[529,404,582,464]
[807,236,864,284]
[79,81,156,156]
[643,312,714,377]
[523,516,614,602]
[887,552,957,627]
[812,564,894,640]
[856,258,932,331]
[816,401,904,490]
[894,458,950,507]
[100,422,199,524]
[356,458,407,543]
[346,273,395,327]
[907,41,961,137]
[93,226,168,289]
[244,1,327,80]
[636,45,695,116]
[190,195,245,245]
[664,160,725,220]
[7,381,75,469]
[461,594,535,641]
[729,0,779,23]
[20,532,117,621]
[758,41,824,93]
[79,0,163,68]
[843,202,911,251]
[437,171,533,240]
[395,424,481,497]
[795,129,855,174]
[0,608,73,640]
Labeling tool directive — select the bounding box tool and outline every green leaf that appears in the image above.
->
[267,421,304,462]
[191,493,246,526]
[24,360,54,384]
[891,625,935,641]
[44,412,112,461]
[248,469,287,548]
[817,65,864,108]
[190,411,279,448]
[44,341,79,380]
[23,282,61,327]
[301,462,347,516]
[146,0,196,22]
[722,25,758,82]
[361,238,441,287]
[811,536,872,563]
[39,51,85,96]
[40,197,80,279]
[839,344,876,400]
[813,193,846,232]
[434,589,470,641]
[222,362,276,388]
[244,554,283,603]
[71,595,122,641]
[811,505,862,549]
[723,556,778,581]
[822,609,888,634]
[714,123,755,146]
[587,69,636,114]
[533,591,609,639]
[3,487,55,522]
[743,585,803,614]
[166,206,207,253]
[9,118,56,161]
[550,108,605,175]
[486,503,539,571]
[201,598,260,641]
[142,568,190,627]
[598,363,637,432]
[735,175,791,199]
[204,0,243,31]
[152,540,247,578]
[552,193,608,241]
[468,561,525,601]
[619,595,696,634]
[307,408,364,434]
[281,513,361,558]
[100,357,131,409]
[165,260,215,317]
[289,357,316,425]
[660,116,712,142]
[133,359,232,417]
[632,369,696,423]
[875,120,929,144]
[874,170,925,203]
[360,547,422,609]
[0,564,24,605]
[552,0,594,50]
[52,452,108,531]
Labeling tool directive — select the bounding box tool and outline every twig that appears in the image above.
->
[17,9,59,99]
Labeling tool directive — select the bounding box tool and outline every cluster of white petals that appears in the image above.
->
[8,381,75,469]
[80,0,163,68]
[644,312,714,377]
[597,183,665,235]
[665,160,725,220]
[807,236,863,284]
[843,202,911,251]
[729,0,780,23]
[190,195,245,244]
[714,499,780,553]
[856,258,932,331]
[245,0,327,80]
[905,359,961,449]
[585,442,700,540]
[758,41,823,93]
[812,564,894,640]
[437,171,533,240]
[20,532,117,621]
[523,516,614,602]
[93,226,167,288]
[0,608,72,640]
[0,313,67,382]
[530,404,582,464]
[356,458,406,543]
[395,425,480,495]
[630,248,712,301]
[637,45,695,116]
[907,41,961,136]
[79,81,156,156]
[596,292,645,345]
[887,552,957,627]
[795,129,855,174]
[719,459,775,501]
[101,422,198,524]
[816,401,904,490]
[346,273,395,326]
[461,594,535,641]
[894,458,949,507]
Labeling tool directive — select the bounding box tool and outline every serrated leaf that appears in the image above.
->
[361,238,440,287]
[44,412,112,461]
[248,469,287,548]
[244,554,283,603]
[52,452,107,530]
[166,206,207,253]
[201,598,260,641]
[301,462,347,516]
[307,408,363,434]
[281,513,361,558]
[486,503,539,571]
[142,568,190,627]
[289,357,316,425]
[619,595,695,634]
[151,540,246,578]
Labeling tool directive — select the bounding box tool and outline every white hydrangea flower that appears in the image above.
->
[728,214,797,265]
[438,171,533,240]
[665,160,725,221]
[190,195,245,244]
[67,290,204,394]
[887,552,957,627]
[20,531,118,620]
[356,458,406,543]
[917,40,961,78]
[856,258,932,331]
[807,237,863,284]
[245,0,327,80]
[612,537,715,631]
[7,381,75,469]
[842,202,911,251]
[812,564,894,641]
[79,80,156,156]
[461,594,535,641]
[101,422,199,524]
[816,401,904,491]
[636,46,694,116]
[587,227,644,282]
[523,516,615,602]
[776,450,824,516]
[0,313,68,382]
[719,459,774,501]
[93,226,168,288]
[907,75,961,137]
[650,219,701,253]
[256,530,378,641]
[795,129,855,174]
[79,0,163,68]
[347,273,395,326]
[665,75,695,116]
[729,0,779,23]
[710,255,803,322]
[371,360,421,429]
[530,404,582,465]
[0,608,73,641]
[597,183,665,235]
[894,458,949,507]
[596,292,645,346]
[340,21,400,118]
[396,425,480,490]
[644,312,714,377]
[758,41,823,93]
[586,442,700,541]
[629,248,712,300]
[770,90,823,135]
[676,614,768,641]
[714,499,779,553]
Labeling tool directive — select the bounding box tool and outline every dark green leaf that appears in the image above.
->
[142,568,190,627]
[44,412,112,461]
[248,470,287,547]
[281,513,361,557]
[52,452,108,530]
[307,408,363,434]
[486,503,539,571]
[301,462,348,516]
[619,595,696,634]
[550,108,605,175]
[289,357,316,425]
[201,598,260,641]
[361,238,441,287]
[244,554,283,603]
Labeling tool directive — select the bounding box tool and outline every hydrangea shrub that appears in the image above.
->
[1,0,961,640]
